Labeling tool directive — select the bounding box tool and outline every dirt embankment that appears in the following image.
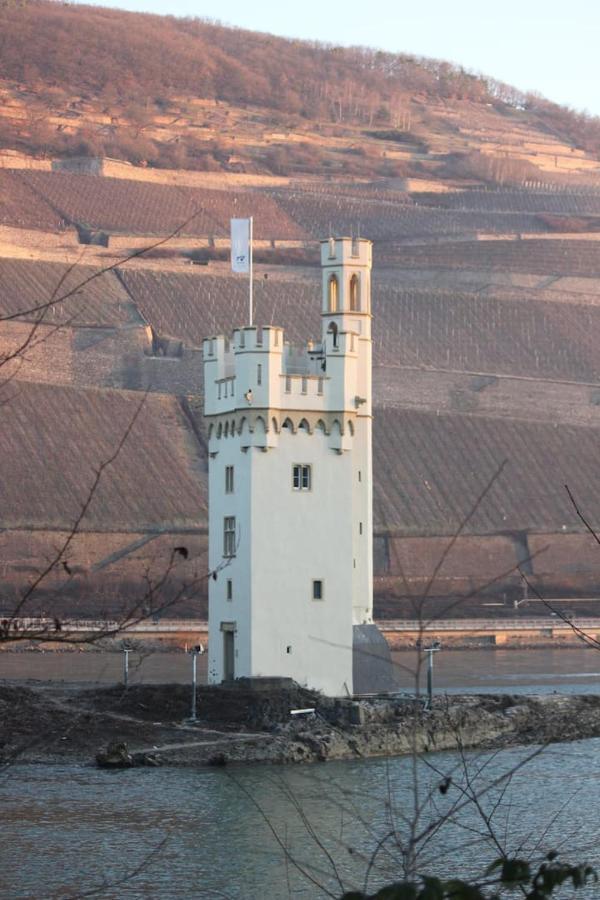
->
[3,682,600,769]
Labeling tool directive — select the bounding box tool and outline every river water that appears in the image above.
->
[3,646,600,694]
[2,648,600,898]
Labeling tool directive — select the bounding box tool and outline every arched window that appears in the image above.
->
[349,274,360,311]
[328,274,339,312]
[327,321,338,349]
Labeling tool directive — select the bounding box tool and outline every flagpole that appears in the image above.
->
[249,216,254,326]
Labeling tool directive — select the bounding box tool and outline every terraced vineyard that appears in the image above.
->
[373,407,600,535]
[373,287,600,382]
[387,239,600,275]
[12,172,305,239]
[0,258,136,325]
[118,268,322,347]
[0,382,207,531]
[0,170,64,231]
[415,188,600,216]
[270,189,547,240]
[3,0,600,614]
[117,267,600,384]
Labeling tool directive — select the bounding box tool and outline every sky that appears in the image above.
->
[72,0,600,116]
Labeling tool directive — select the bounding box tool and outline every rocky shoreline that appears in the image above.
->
[3,681,600,768]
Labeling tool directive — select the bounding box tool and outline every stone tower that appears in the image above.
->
[203,237,384,697]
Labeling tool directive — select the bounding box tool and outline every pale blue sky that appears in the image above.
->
[74,0,600,116]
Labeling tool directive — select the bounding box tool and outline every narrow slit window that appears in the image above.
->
[312,579,323,601]
[317,378,323,396]
[257,364,262,386]
[226,579,233,601]
[285,376,291,393]
[301,377,307,394]
[225,465,234,494]
[349,274,360,311]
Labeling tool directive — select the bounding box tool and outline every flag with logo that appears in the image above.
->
[231,218,251,273]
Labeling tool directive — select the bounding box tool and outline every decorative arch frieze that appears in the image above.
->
[207,409,362,440]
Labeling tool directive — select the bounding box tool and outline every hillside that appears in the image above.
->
[1,2,600,622]
[2,2,600,182]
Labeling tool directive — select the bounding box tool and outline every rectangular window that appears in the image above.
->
[292,464,311,491]
[358,470,362,482]
[301,377,307,395]
[359,522,363,535]
[285,376,291,393]
[257,364,262,386]
[218,383,222,400]
[225,465,234,494]
[312,579,323,601]
[223,516,236,557]
[317,378,324,396]
[226,579,233,601]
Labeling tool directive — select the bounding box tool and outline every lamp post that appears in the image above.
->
[423,642,441,709]
[123,645,131,688]
[189,644,205,722]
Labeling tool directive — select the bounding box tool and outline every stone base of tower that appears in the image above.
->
[352,624,399,695]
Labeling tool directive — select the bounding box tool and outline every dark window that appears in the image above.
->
[225,466,234,493]
[223,517,236,557]
[293,464,311,491]
[312,580,323,601]
[226,579,233,601]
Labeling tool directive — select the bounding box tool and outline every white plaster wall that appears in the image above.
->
[352,415,373,624]
[207,433,252,684]
[249,429,354,696]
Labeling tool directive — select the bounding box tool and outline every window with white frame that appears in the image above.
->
[225,465,234,493]
[223,516,236,557]
[292,464,311,491]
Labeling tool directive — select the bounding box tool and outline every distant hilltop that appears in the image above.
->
[0,0,599,184]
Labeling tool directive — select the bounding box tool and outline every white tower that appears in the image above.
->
[203,237,373,697]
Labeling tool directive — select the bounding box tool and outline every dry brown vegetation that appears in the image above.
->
[1,1,599,179]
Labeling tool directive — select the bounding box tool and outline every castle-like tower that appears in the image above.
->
[202,237,373,696]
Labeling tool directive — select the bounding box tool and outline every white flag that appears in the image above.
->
[231,218,250,273]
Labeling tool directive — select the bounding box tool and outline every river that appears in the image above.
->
[3,646,600,694]
[2,647,600,898]
[2,740,599,898]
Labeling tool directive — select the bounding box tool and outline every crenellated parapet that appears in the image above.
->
[203,320,364,424]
